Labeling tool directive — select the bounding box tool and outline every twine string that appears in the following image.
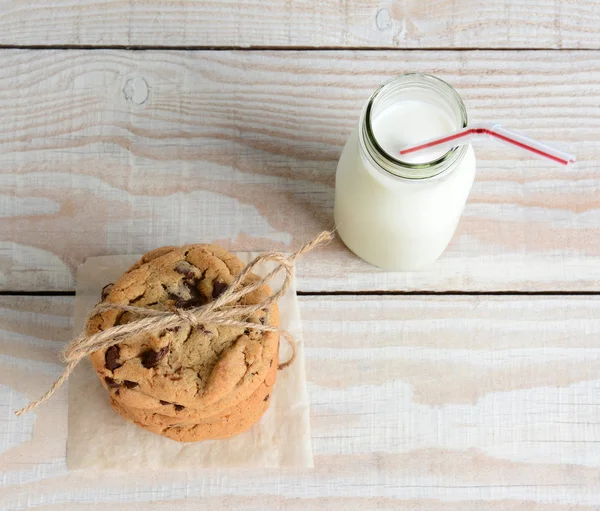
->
[15,231,332,416]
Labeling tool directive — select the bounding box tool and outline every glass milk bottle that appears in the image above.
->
[334,73,476,271]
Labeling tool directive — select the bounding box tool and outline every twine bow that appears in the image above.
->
[15,231,333,416]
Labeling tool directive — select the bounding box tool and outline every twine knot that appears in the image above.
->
[15,231,333,416]
[175,308,201,327]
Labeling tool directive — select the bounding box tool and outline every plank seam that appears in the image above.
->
[0,45,597,51]
[2,291,600,297]
[297,291,600,296]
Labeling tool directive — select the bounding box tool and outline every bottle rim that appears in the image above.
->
[359,73,469,180]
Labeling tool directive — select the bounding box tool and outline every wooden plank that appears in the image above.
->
[0,50,599,292]
[1,1,599,49]
[3,294,600,509]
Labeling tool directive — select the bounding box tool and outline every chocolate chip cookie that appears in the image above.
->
[110,359,277,441]
[87,244,280,433]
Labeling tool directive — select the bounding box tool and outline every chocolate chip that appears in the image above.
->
[141,346,169,368]
[183,280,204,299]
[174,404,185,411]
[175,262,196,279]
[175,296,208,309]
[263,394,269,401]
[259,316,266,325]
[212,281,228,298]
[101,283,114,300]
[105,346,121,371]
[160,400,170,405]
[123,380,139,389]
[160,326,181,337]
[104,377,120,388]
[115,389,120,396]
[244,329,250,335]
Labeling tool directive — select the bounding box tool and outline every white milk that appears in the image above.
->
[334,74,476,271]
[372,100,456,164]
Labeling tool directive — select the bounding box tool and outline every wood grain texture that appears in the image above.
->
[0,0,599,49]
[2,295,600,509]
[1,50,599,292]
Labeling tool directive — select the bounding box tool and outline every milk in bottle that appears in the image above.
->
[334,74,476,271]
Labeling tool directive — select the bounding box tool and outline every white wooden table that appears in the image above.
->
[2,2,600,510]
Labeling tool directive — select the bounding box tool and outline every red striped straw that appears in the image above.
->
[399,122,576,166]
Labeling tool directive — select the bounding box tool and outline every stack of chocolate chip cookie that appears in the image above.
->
[86,244,279,442]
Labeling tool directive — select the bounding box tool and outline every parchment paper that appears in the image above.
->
[67,253,313,470]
